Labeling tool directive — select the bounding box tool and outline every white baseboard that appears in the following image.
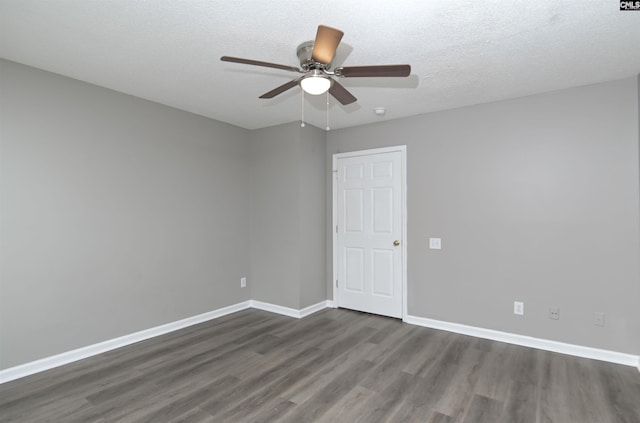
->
[0,299,330,384]
[249,300,330,319]
[404,314,640,369]
[250,300,301,318]
[299,300,332,317]
[0,301,252,384]
[4,302,636,384]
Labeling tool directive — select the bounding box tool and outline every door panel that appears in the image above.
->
[336,150,403,318]
[345,189,364,232]
[372,188,393,233]
[372,249,394,296]
[345,247,364,292]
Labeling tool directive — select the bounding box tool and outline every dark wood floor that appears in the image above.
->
[1,308,639,423]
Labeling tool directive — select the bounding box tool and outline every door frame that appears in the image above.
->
[332,145,408,320]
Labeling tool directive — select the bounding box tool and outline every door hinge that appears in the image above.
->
[336,280,339,288]
[336,225,338,233]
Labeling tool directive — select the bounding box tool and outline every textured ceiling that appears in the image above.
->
[1,1,639,130]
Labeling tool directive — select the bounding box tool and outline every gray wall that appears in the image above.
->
[0,59,253,369]
[250,122,326,309]
[250,123,301,308]
[327,77,640,355]
[298,124,327,308]
[1,56,637,371]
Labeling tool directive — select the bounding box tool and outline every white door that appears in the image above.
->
[335,148,405,318]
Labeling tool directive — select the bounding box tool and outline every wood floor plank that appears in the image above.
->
[213,367,311,422]
[279,359,374,423]
[385,400,443,423]
[426,411,456,423]
[400,328,447,375]
[432,346,486,418]
[1,308,639,423]
[596,361,640,423]
[359,326,428,393]
[351,371,418,422]
[283,341,378,406]
[316,385,376,423]
[247,397,297,423]
[473,345,516,401]
[462,394,504,423]
[119,376,227,423]
[200,361,299,416]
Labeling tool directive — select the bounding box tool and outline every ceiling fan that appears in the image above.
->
[220,25,411,105]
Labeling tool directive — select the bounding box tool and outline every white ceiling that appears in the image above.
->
[1,1,639,131]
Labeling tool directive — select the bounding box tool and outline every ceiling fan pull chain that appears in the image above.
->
[326,91,330,131]
[301,89,306,127]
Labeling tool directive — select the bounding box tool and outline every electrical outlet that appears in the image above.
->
[549,307,560,320]
[514,301,524,316]
[240,277,247,288]
[594,312,604,327]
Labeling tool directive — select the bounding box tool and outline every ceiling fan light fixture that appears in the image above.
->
[221,25,411,105]
[300,74,331,95]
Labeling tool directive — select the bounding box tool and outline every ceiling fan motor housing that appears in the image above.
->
[297,41,329,71]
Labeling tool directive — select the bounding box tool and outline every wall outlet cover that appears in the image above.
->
[514,301,524,316]
[594,312,605,327]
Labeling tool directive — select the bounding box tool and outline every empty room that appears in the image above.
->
[1,1,639,422]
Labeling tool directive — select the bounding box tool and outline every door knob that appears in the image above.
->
[393,240,400,246]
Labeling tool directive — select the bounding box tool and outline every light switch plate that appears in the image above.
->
[429,238,442,250]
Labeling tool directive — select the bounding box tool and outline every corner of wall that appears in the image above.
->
[248,121,328,310]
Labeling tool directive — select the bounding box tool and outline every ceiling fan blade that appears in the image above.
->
[259,77,304,99]
[311,25,344,65]
[329,79,357,105]
[337,64,411,78]
[221,56,302,73]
